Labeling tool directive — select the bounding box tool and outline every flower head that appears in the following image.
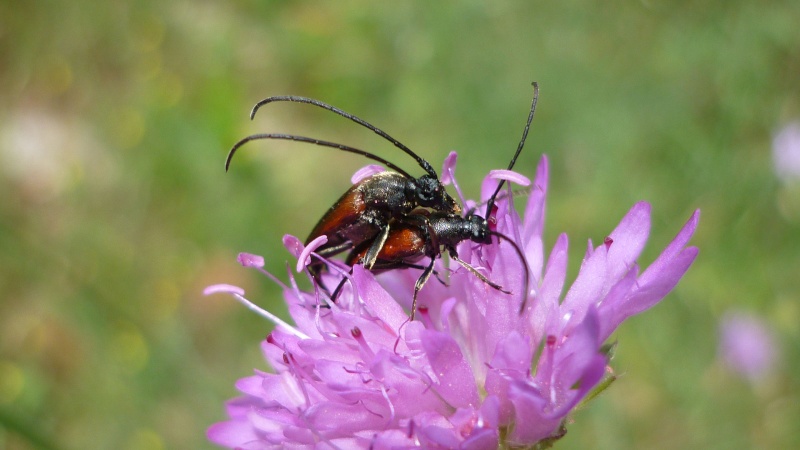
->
[773,121,800,183]
[719,311,779,383]
[207,154,699,449]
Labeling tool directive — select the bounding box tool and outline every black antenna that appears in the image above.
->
[250,96,438,178]
[485,82,539,217]
[226,133,414,178]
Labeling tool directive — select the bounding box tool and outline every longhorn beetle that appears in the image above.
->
[226,95,461,288]
[335,83,540,319]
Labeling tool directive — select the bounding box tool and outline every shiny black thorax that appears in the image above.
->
[425,212,492,252]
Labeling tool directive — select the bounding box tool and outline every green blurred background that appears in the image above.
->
[2,1,798,449]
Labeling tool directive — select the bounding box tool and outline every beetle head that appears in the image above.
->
[414,174,461,214]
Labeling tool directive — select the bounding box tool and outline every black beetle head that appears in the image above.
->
[469,214,491,244]
[415,175,461,213]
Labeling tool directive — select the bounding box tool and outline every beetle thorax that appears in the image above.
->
[360,172,415,216]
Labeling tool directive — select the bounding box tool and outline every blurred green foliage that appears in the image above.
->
[1,1,798,449]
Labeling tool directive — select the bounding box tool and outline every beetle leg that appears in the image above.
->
[362,224,391,270]
[315,240,356,257]
[391,262,448,286]
[308,241,357,294]
[330,274,348,303]
[410,258,436,321]
[329,260,447,306]
[449,250,511,294]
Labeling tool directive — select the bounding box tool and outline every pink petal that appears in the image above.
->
[207,420,260,448]
[545,308,606,419]
[560,241,610,328]
[488,169,531,187]
[619,246,698,317]
[522,155,549,278]
[418,425,461,448]
[351,164,384,183]
[237,252,265,268]
[507,383,559,443]
[282,234,304,258]
[296,235,328,272]
[638,209,700,287]
[615,210,700,320]
[441,151,459,185]
[531,233,568,339]
[484,332,531,423]
[352,265,409,330]
[461,428,499,450]
[203,283,245,296]
[605,201,651,285]
[421,330,480,409]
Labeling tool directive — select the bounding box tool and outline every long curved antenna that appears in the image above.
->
[489,230,531,315]
[486,82,540,217]
[250,95,438,178]
[226,133,414,178]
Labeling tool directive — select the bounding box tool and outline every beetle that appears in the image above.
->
[334,83,540,319]
[226,95,461,287]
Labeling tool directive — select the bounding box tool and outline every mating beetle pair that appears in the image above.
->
[227,84,539,319]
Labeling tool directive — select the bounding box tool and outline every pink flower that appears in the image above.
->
[773,121,800,183]
[719,311,779,383]
[206,154,699,449]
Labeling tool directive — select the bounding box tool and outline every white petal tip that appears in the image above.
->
[203,284,246,296]
[489,169,531,186]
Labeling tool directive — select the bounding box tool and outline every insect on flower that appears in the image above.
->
[335,83,541,319]
[226,95,461,289]
[205,152,702,449]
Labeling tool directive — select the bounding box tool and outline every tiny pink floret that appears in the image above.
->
[236,252,264,268]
